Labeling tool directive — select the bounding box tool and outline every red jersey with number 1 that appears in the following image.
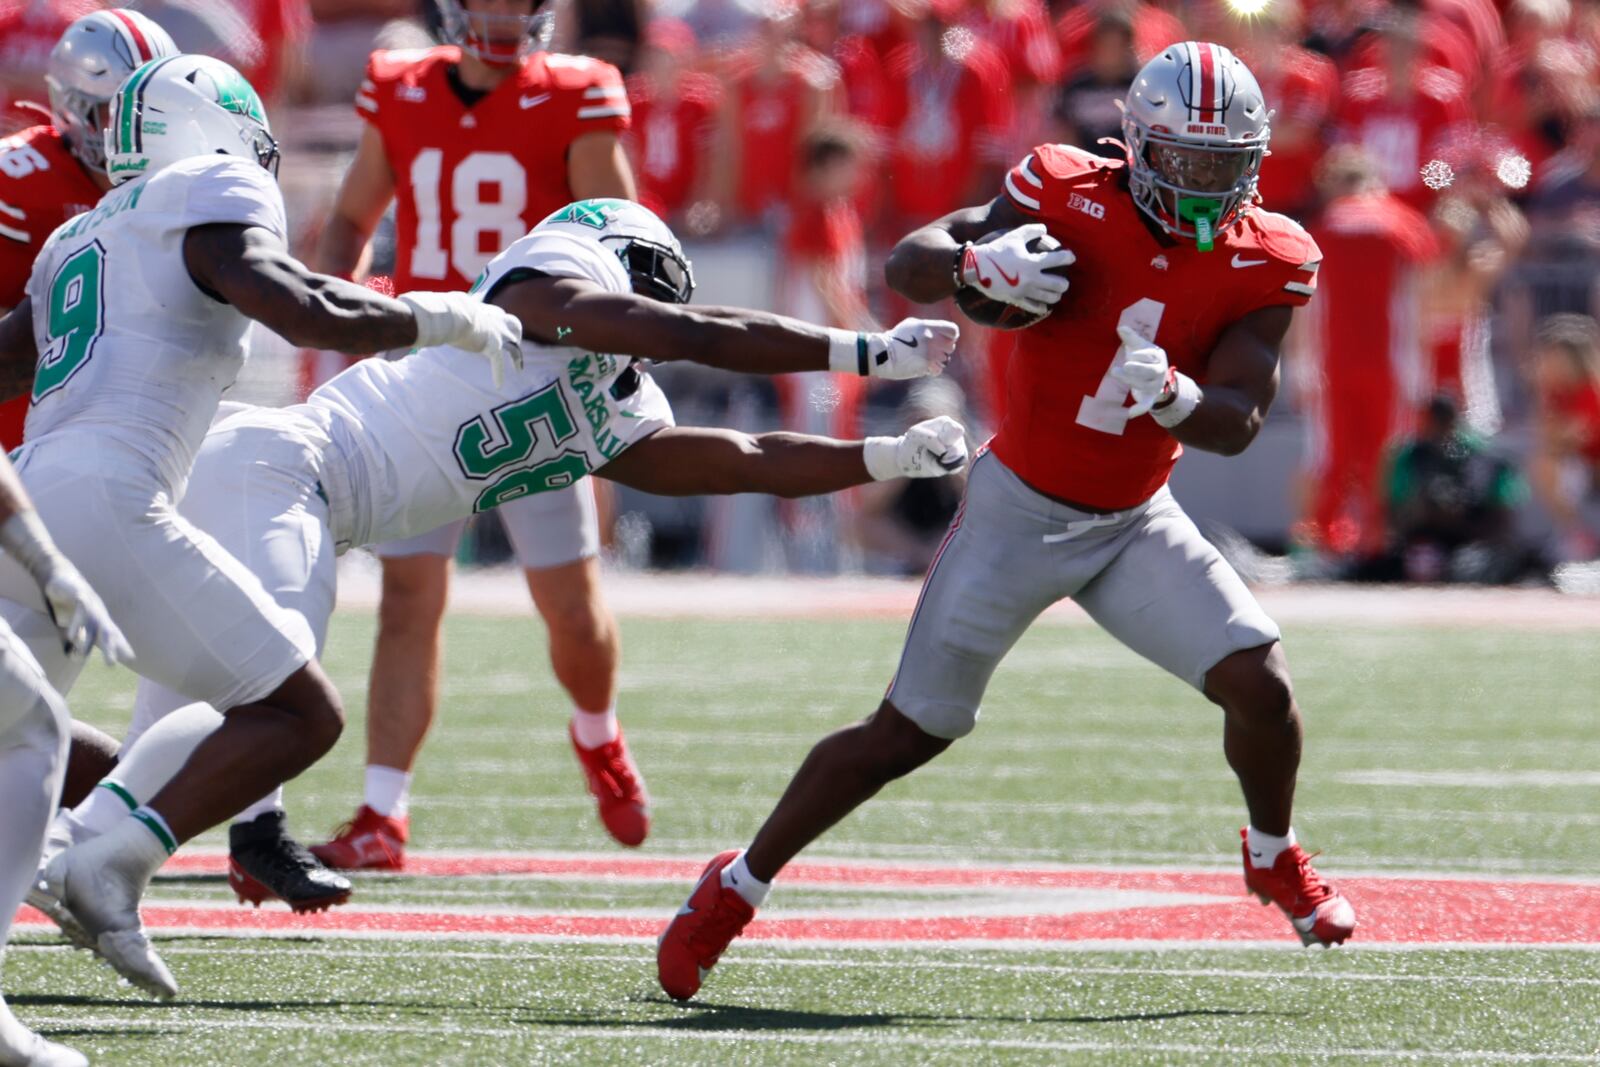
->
[990,144,1321,510]
[357,46,630,294]
[0,125,103,449]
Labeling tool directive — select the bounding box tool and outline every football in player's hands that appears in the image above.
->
[955,227,1074,331]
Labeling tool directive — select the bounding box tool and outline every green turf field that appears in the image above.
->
[8,609,1600,1064]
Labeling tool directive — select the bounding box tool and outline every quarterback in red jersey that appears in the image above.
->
[307,0,647,879]
[657,41,1357,1003]
[0,9,177,451]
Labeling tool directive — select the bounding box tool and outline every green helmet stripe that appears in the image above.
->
[117,57,177,156]
[116,61,155,155]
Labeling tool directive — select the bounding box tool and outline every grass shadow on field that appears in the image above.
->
[607,998,1292,1034]
[8,993,395,1013]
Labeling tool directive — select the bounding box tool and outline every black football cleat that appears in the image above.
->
[228,811,352,913]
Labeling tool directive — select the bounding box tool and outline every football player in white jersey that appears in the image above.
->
[0,55,523,999]
[0,451,126,1067]
[43,197,966,927]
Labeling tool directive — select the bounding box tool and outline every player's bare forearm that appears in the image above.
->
[493,276,835,374]
[314,213,374,282]
[596,427,870,498]
[0,297,37,396]
[1165,305,1291,457]
[185,224,420,353]
[567,131,637,200]
[315,122,393,279]
[886,197,1029,303]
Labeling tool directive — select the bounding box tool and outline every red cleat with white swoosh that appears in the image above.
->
[656,850,755,1001]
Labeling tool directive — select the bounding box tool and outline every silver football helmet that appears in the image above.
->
[435,0,553,66]
[1120,41,1271,244]
[537,198,695,304]
[46,9,179,173]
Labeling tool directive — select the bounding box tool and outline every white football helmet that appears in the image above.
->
[1120,41,1271,244]
[537,198,695,304]
[103,55,278,187]
[436,0,553,66]
[46,9,179,173]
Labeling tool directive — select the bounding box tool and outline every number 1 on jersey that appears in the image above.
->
[1075,298,1165,435]
[33,241,106,402]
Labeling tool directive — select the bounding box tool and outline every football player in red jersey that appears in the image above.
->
[305,0,646,875]
[0,9,178,453]
[657,42,1358,1002]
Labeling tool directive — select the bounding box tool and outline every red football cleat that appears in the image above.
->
[309,805,408,871]
[1241,828,1357,947]
[657,850,755,1001]
[570,724,650,847]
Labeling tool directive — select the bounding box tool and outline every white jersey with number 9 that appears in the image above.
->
[22,154,287,495]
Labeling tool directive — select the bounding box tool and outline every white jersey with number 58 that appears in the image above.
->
[305,227,675,548]
[22,154,287,494]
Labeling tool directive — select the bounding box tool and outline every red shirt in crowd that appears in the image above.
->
[881,35,1012,226]
[1336,65,1472,207]
[1057,1,1184,66]
[991,144,1319,510]
[1247,45,1340,217]
[357,45,630,294]
[238,0,312,104]
[723,51,829,224]
[626,71,719,220]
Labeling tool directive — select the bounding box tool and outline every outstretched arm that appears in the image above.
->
[186,223,422,352]
[187,224,522,374]
[597,428,873,498]
[490,275,955,380]
[596,420,969,498]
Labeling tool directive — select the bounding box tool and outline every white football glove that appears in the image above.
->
[837,318,960,380]
[863,415,970,481]
[960,223,1075,316]
[0,512,131,665]
[42,567,131,665]
[399,291,525,388]
[1112,325,1171,419]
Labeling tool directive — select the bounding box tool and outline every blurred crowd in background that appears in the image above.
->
[2,0,1599,584]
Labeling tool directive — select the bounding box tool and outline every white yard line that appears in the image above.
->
[15,1013,1599,1063]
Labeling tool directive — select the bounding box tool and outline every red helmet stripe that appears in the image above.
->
[1197,42,1217,115]
[107,9,154,63]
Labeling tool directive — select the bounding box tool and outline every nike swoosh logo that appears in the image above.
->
[1231,255,1267,268]
[675,902,696,917]
[1249,849,1265,859]
[993,260,1021,286]
[520,93,551,109]
[894,334,918,349]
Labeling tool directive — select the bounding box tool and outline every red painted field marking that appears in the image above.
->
[15,851,1600,947]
